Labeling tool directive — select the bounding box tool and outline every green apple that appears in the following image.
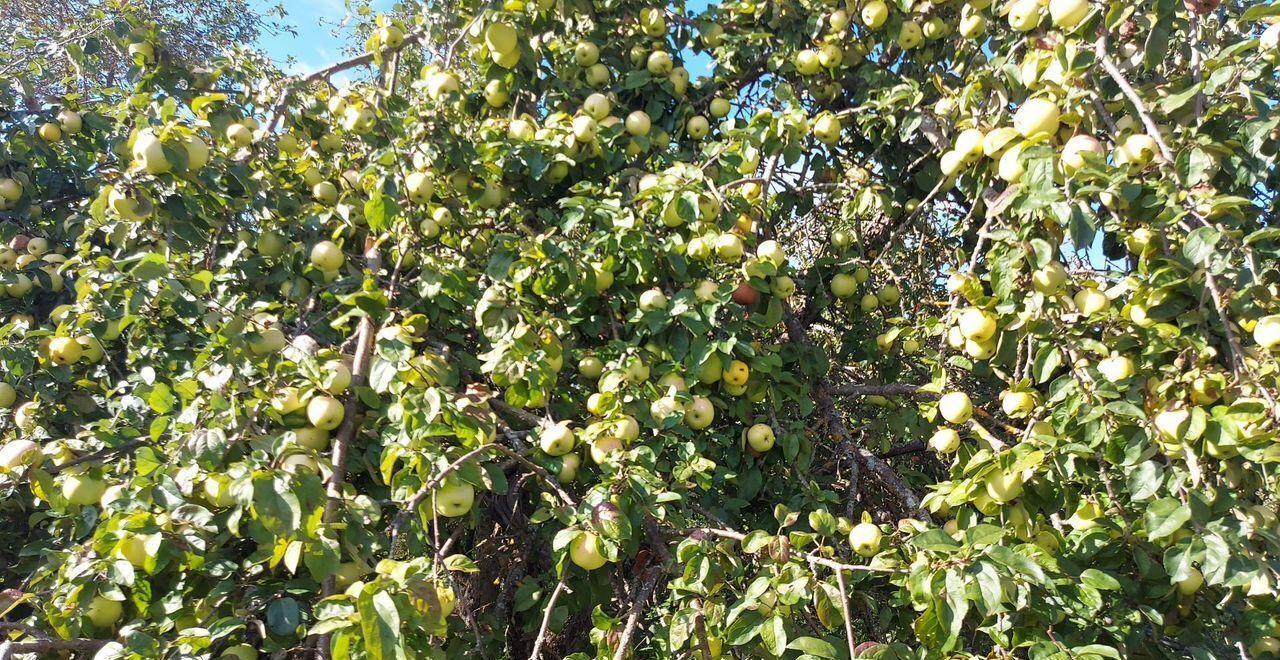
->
[684,396,715,430]
[58,109,82,134]
[557,454,581,483]
[639,288,668,311]
[938,392,973,424]
[819,43,843,68]
[584,63,610,86]
[647,50,673,76]
[1116,133,1161,167]
[293,427,330,451]
[1153,407,1191,441]
[709,97,731,118]
[574,41,600,67]
[578,355,604,379]
[1097,355,1134,382]
[133,128,172,174]
[63,471,106,505]
[249,327,287,355]
[570,531,608,570]
[1013,98,1060,138]
[849,522,883,557]
[307,395,345,430]
[434,480,475,517]
[929,428,961,453]
[746,423,775,452]
[310,241,344,271]
[0,178,22,201]
[860,293,879,312]
[222,645,259,660]
[878,284,900,305]
[687,115,710,140]
[572,115,597,141]
[898,21,923,49]
[1049,0,1090,30]
[323,361,352,394]
[1073,288,1110,316]
[1031,261,1068,295]
[1176,567,1204,595]
[589,436,624,464]
[1060,134,1104,174]
[539,422,576,456]
[716,234,745,262]
[831,273,857,298]
[771,276,796,299]
[583,93,611,120]
[861,0,889,28]
[984,470,1024,503]
[38,122,62,142]
[698,354,723,385]
[1001,391,1036,418]
[615,415,640,442]
[48,336,83,366]
[406,171,435,203]
[794,49,821,75]
[0,440,40,470]
[1249,637,1280,658]
[965,338,996,360]
[312,181,338,204]
[86,596,124,629]
[813,114,842,145]
[226,122,254,148]
[958,307,997,341]
[625,111,651,136]
[271,387,306,414]
[1007,0,1043,31]
[1253,314,1280,349]
[998,143,1026,182]
[756,240,785,266]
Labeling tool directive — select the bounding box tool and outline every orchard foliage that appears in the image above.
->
[3,0,1280,657]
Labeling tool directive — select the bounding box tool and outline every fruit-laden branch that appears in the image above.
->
[45,439,146,475]
[319,238,381,601]
[0,638,107,660]
[264,25,431,130]
[677,527,907,575]
[827,383,934,398]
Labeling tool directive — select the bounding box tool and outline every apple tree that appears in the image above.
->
[2,0,1280,657]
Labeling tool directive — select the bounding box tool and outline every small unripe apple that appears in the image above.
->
[684,396,715,430]
[938,392,973,424]
[687,115,710,140]
[860,293,879,312]
[794,49,821,75]
[1176,567,1204,595]
[86,596,124,629]
[709,97,732,118]
[746,423,775,452]
[1001,391,1037,418]
[929,428,961,453]
[849,522,883,557]
[771,276,796,299]
[831,273,857,298]
[574,41,600,67]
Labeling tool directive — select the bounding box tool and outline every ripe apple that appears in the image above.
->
[133,128,172,174]
[794,49,821,75]
[639,288,668,311]
[307,395,345,430]
[940,150,965,177]
[819,43,843,68]
[14,401,39,432]
[898,21,923,49]
[861,0,889,28]
[1253,314,1280,348]
[771,276,796,299]
[985,470,1024,502]
[1176,567,1204,595]
[687,115,710,140]
[831,273,857,298]
[583,93,611,120]
[965,338,996,360]
[938,392,973,424]
[1154,407,1191,441]
[590,436,625,464]
[574,41,600,67]
[625,111,651,136]
[222,645,259,660]
[756,240,785,266]
[312,181,339,205]
[5,274,31,297]
[226,122,253,148]
[958,307,997,342]
[1049,0,1090,30]
[38,122,62,142]
[310,240,344,271]
[0,178,21,201]
[293,427,330,451]
[1014,98,1060,138]
[1001,391,1037,418]
[684,396,715,430]
[86,596,124,629]
[723,360,750,387]
[58,109,82,134]
[849,522,883,557]
[63,471,106,505]
[0,439,39,470]
[670,67,690,95]
[716,234,745,262]
[271,387,306,415]
[584,63,611,87]
[614,415,641,442]
[1073,288,1110,316]
[709,97,732,118]
[484,22,517,55]
[1116,133,1161,167]
[859,293,879,312]
[929,428,961,453]
[539,422,576,456]
[184,134,210,171]
[557,454,581,483]
[570,532,608,570]
[406,171,435,204]
[878,284,900,305]
[1097,355,1134,382]
[732,281,760,306]
[740,423,774,453]
[1031,261,1068,295]
[1060,134,1104,174]
[1249,638,1280,658]
[647,50,673,76]
[1007,0,1043,31]
[0,382,15,408]
[426,71,461,99]
[572,115,598,141]
[578,355,604,380]
[997,143,1026,182]
[813,114,842,145]
[323,361,352,394]
[960,11,988,38]
[249,327,287,355]
[49,336,83,366]
[434,480,475,517]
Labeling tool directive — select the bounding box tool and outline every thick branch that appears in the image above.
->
[611,565,667,660]
[0,638,107,660]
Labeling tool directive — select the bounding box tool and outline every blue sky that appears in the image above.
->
[256,0,394,86]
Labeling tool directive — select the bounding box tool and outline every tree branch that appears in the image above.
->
[0,638,107,660]
[529,576,569,660]
[611,564,667,660]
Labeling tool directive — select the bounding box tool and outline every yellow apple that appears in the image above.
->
[62,471,106,505]
[58,109,82,134]
[1001,391,1037,418]
[861,0,889,28]
[625,111,651,136]
[929,428,961,453]
[310,241,344,271]
[746,423,775,452]
[589,436,624,464]
[49,336,83,366]
[434,480,476,517]
[1253,314,1280,349]
[1073,288,1110,316]
[723,360,750,386]
[1014,98,1060,138]
[813,114,842,145]
[86,596,124,629]
[293,427,330,451]
[570,531,608,570]
[1031,261,1068,295]
[958,307,997,341]
[984,470,1024,503]
[849,522,883,557]
[539,422,576,456]
[307,395,345,430]
[1097,355,1134,382]
[938,392,973,424]
[1049,0,1090,30]
[1060,134,1104,174]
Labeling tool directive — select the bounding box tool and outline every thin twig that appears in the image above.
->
[834,568,859,658]
[612,565,667,660]
[529,576,569,660]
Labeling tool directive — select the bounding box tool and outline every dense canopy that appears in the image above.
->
[2,0,1280,658]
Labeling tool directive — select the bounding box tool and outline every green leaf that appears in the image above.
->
[1033,345,1062,384]
[1182,226,1221,264]
[787,636,838,658]
[911,529,961,552]
[759,615,788,656]
[1127,461,1163,501]
[266,597,301,636]
[1144,498,1191,540]
[358,588,402,660]
[252,475,302,537]
[1079,569,1121,591]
